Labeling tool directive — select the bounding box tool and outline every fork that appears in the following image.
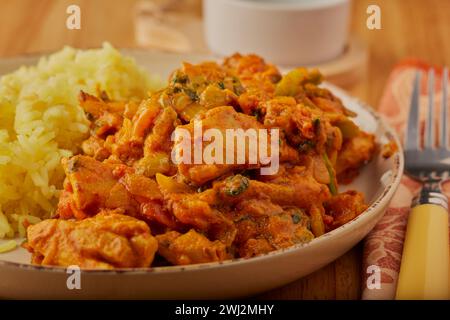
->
[396,68,450,300]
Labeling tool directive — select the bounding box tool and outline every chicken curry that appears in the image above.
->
[25,54,376,269]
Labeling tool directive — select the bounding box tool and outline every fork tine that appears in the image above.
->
[405,71,421,151]
[425,69,435,149]
[440,67,448,149]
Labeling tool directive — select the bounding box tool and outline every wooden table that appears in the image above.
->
[1,0,450,299]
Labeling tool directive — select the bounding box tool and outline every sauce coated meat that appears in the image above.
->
[25,54,376,268]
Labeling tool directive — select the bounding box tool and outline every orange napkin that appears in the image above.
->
[362,59,450,300]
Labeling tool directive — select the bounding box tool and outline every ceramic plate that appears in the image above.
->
[0,50,404,299]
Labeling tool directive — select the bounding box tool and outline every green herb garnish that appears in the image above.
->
[323,153,338,195]
[224,174,250,196]
[292,214,302,224]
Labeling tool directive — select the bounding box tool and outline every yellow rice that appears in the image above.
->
[0,43,162,239]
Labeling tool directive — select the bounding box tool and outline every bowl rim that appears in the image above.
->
[205,0,350,12]
[0,83,405,275]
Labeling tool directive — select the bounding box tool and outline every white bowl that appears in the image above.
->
[203,0,351,66]
[0,50,403,299]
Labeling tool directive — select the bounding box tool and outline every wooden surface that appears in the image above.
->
[1,0,450,300]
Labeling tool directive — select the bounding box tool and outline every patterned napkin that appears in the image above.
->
[361,59,450,300]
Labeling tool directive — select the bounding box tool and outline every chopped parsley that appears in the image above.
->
[292,214,302,224]
[224,175,250,196]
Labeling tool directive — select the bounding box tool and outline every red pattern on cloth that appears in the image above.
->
[361,60,450,299]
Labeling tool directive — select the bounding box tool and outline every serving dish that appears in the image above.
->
[0,49,403,299]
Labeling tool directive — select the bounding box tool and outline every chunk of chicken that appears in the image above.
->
[264,96,318,147]
[223,53,281,115]
[336,131,376,183]
[60,155,120,216]
[215,166,331,210]
[231,203,314,258]
[134,104,178,176]
[26,211,158,269]
[79,91,125,139]
[57,155,175,228]
[156,173,236,246]
[81,136,111,161]
[156,229,228,265]
[324,190,368,230]
[160,61,241,122]
[110,96,179,175]
[175,106,278,185]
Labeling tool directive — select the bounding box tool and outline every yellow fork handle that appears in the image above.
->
[396,204,449,300]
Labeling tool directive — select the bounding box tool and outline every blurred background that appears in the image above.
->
[1,0,449,108]
[1,0,450,299]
